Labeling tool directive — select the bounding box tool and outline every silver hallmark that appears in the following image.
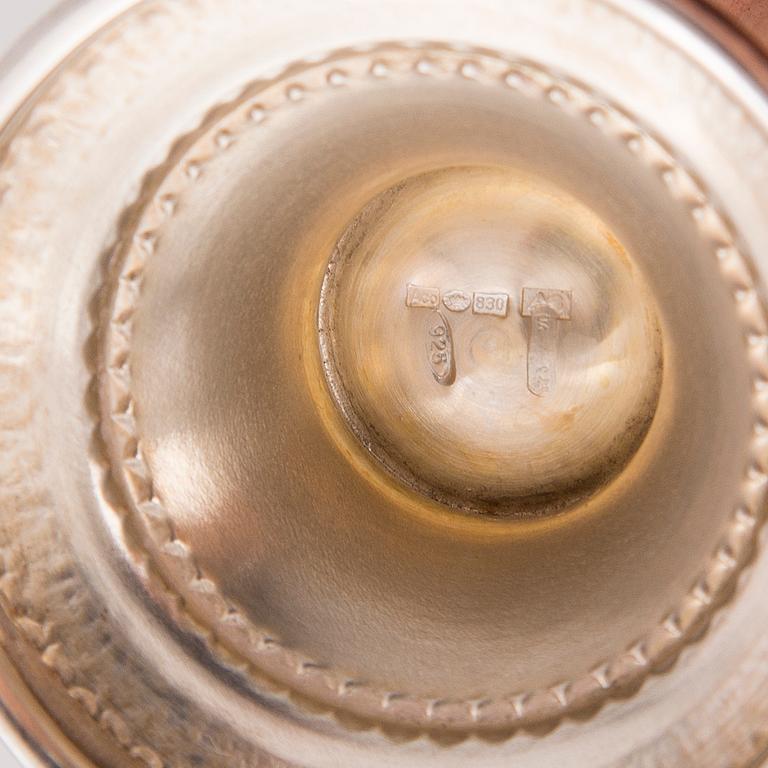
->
[425,310,456,386]
[442,289,472,312]
[472,291,509,317]
[521,288,572,396]
[406,283,440,309]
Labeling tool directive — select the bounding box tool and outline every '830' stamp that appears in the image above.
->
[405,283,571,395]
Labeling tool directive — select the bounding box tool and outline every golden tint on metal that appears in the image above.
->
[319,165,663,516]
[0,1,768,767]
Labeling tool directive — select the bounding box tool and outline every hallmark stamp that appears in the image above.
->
[425,310,456,386]
[521,287,573,396]
[406,284,440,309]
[405,281,571,391]
[472,292,509,317]
[442,290,472,313]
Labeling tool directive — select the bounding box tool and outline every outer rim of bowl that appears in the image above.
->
[0,1,766,766]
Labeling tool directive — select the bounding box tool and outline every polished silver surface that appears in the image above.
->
[1,1,768,767]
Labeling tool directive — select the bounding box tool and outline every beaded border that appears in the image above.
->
[101,43,768,731]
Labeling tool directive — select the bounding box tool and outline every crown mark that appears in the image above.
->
[406,283,571,392]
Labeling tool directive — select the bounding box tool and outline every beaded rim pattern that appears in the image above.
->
[100,43,768,732]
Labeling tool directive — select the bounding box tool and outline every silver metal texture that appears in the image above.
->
[1,1,768,767]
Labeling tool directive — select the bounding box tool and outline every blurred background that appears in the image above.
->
[0,1,61,57]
